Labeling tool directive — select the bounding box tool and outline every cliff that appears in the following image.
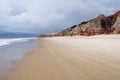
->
[40,10,120,37]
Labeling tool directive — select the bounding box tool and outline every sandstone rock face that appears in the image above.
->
[112,15,120,34]
[40,10,120,37]
[113,15,120,27]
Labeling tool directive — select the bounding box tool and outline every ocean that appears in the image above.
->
[0,37,37,80]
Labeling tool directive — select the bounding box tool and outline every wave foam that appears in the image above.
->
[0,38,36,46]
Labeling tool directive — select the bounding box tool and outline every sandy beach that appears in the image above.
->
[5,35,120,80]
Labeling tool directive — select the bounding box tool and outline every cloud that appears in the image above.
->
[0,0,118,34]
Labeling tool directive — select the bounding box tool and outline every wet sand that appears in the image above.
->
[0,38,37,80]
[5,35,120,80]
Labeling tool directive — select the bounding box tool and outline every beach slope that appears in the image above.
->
[5,35,120,80]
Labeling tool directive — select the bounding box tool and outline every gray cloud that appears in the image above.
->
[0,0,118,34]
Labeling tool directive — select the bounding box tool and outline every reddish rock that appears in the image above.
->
[40,10,120,37]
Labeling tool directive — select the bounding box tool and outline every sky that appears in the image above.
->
[0,0,119,34]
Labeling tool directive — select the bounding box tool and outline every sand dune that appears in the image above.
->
[5,35,120,80]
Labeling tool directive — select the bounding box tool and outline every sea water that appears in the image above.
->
[0,37,37,80]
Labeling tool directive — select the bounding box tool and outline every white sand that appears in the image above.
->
[5,35,120,80]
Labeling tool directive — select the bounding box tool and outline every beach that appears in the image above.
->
[5,35,120,80]
[0,38,37,80]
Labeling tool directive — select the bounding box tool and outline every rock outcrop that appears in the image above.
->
[40,10,120,37]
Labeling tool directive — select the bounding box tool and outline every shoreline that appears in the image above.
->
[5,35,120,80]
[0,38,37,80]
[4,50,36,80]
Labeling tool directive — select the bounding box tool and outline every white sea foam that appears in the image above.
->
[0,38,36,47]
[0,37,37,80]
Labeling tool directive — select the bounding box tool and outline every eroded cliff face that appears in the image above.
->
[40,10,120,37]
[112,15,120,34]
